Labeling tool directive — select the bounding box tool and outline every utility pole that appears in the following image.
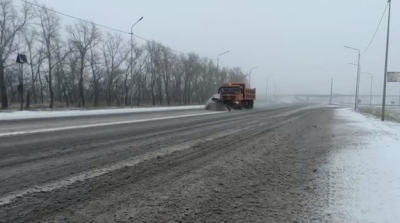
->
[345,46,361,110]
[330,76,333,104]
[266,75,274,103]
[370,76,373,107]
[130,16,143,107]
[327,75,333,104]
[382,0,391,121]
[19,63,23,111]
[266,79,268,103]
[362,73,373,107]
[397,86,400,107]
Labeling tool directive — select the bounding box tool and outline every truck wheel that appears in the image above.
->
[243,101,249,109]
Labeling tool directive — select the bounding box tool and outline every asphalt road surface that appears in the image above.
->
[0,104,338,222]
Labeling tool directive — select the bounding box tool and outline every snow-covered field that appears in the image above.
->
[360,106,400,122]
[0,105,205,121]
[322,108,400,222]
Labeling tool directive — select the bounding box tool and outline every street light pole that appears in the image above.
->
[216,51,230,73]
[130,16,143,107]
[382,0,391,121]
[16,54,27,111]
[345,46,361,110]
[362,72,373,107]
[327,75,333,104]
[370,76,373,107]
[350,64,374,108]
[266,75,274,103]
[398,87,400,108]
[249,66,258,87]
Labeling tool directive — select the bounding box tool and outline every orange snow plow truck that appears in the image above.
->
[215,82,256,109]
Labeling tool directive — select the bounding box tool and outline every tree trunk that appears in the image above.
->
[62,84,69,107]
[30,62,37,104]
[48,55,54,108]
[107,81,112,106]
[124,74,129,106]
[158,78,162,105]
[0,57,8,109]
[93,81,99,107]
[79,57,85,107]
[38,72,44,104]
[136,75,142,106]
[56,70,62,103]
[26,91,30,108]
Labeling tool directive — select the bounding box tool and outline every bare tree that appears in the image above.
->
[36,4,61,108]
[66,51,79,105]
[0,0,32,109]
[88,40,102,106]
[67,21,101,107]
[0,1,247,109]
[101,33,129,106]
[134,47,148,106]
[161,46,173,105]
[22,27,38,104]
[53,39,71,106]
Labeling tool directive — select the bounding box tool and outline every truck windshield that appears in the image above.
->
[220,87,241,94]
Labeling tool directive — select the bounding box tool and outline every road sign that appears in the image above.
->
[387,72,400,82]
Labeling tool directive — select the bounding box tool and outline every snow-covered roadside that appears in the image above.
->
[322,108,400,222]
[0,105,205,121]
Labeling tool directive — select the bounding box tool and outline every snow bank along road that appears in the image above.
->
[1,104,396,222]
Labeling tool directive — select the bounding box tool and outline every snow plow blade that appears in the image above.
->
[204,98,231,111]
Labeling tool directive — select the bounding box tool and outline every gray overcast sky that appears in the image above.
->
[32,0,400,96]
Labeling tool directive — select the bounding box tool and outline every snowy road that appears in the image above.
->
[0,104,399,222]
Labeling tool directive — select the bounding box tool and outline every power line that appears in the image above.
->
[20,0,187,55]
[362,2,389,55]
[21,0,130,35]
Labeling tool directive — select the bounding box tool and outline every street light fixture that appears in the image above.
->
[216,51,230,72]
[344,46,361,110]
[249,66,258,87]
[266,75,274,103]
[130,16,143,106]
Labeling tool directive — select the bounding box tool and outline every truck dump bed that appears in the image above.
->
[244,88,256,100]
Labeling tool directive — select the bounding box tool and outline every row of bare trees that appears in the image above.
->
[0,0,247,109]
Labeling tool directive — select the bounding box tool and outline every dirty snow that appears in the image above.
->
[324,108,400,222]
[0,105,204,120]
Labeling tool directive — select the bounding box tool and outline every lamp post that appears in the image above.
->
[266,75,274,103]
[130,16,143,106]
[249,66,258,87]
[327,75,333,104]
[382,0,392,121]
[362,72,373,107]
[344,46,361,110]
[16,54,28,111]
[216,51,230,73]
[350,63,374,107]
